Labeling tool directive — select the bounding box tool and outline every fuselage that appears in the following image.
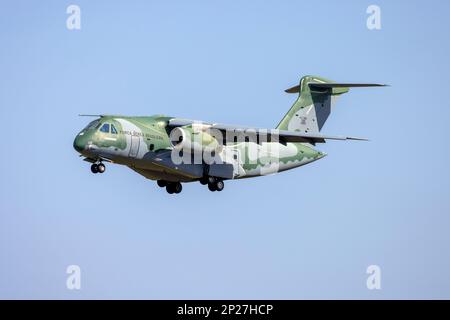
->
[73,115,325,183]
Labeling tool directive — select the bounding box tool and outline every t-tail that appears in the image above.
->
[276,75,387,133]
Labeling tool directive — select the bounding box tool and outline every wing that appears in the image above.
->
[168,118,367,144]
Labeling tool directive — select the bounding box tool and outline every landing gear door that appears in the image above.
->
[129,134,140,158]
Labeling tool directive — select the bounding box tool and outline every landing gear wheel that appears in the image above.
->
[208,182,217,192]
[97,163,106,173]
[215,180,224,192]
[166,184,175,194]
[173,182,182,194]
[91,163,98,174]
[199,177,208,185]
[157,180,167,188]
[166,182,182,194]
[207,177,224,192]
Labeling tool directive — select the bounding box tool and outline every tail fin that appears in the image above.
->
[276,75,386,133]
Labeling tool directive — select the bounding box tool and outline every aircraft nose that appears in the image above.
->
[73,134,85,152]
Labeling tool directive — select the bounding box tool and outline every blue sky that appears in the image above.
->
[1,0,450,299]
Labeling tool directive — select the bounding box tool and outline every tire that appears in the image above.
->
[174,182,182,194]
[157,180,167,188]
[166,184,174,194]
[215,180,224,192]
[199,177,208,185]
[208,182,216,192]
[91,164,98,174]
[97,163,106,173]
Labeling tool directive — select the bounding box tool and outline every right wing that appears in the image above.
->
[168,118,368,144]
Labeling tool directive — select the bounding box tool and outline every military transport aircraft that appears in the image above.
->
[73,75,385,194]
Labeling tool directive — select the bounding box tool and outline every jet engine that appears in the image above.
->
[169,127,221,154]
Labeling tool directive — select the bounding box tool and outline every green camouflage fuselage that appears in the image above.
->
[73,115,325,183]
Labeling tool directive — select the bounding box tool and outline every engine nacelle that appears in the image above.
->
[169,127,221,154]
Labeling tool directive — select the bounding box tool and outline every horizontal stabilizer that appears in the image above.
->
[278,132,369,144]
[310,83,388,89]
[285,83,388,93]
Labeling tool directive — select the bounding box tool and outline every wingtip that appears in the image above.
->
[347,137,370,141]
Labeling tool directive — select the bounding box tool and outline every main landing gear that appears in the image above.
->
[201,176,224,192]
[91,162,106,174]
[156,177,224,194]
[157,180,182,194]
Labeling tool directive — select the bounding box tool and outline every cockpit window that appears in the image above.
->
[111,124,118,134]
[83,120,100,130]
[99,123,110,133]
